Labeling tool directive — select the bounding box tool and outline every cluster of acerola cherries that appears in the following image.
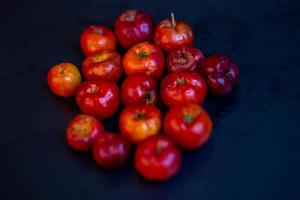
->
[47,10,240,181]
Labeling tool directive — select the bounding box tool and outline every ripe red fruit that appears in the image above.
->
[160,72,207,107]
[164,104,212,150]
[199,54,240,96]
[123,42,165,79]
[80,25,116,56]
[82,50,122,82]
[154,13,194,52]
[121,75,158,106]
[47,63,81,97]
[119,105,162,144]
[115,10,153,48]
[66,114,104,151]
[135,135,182,181]
[76,80,120,120]
[167,46,204,73]
[93,133,131,170]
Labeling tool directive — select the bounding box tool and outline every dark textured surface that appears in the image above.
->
[0,0,300,199]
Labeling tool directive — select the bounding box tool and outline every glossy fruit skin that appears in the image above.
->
[93,133,131,170]
[82,50,122,82]
[123,42,165,79]
[199,54,240,96]
[160,72,207,107]
[47,63,81,97]
[80,25,116,56]
[154,19,194,52]
[66,114,104,151]
[167,47,204,73]
[121,75,158,106]
[135,135,182,181]
[119,105,162,144]
[76,80,120,120]
[164,104,212,150]
[115,10,153,48]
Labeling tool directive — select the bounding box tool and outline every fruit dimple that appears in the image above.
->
[174,51,193,66]
[72,121,92,137]
[135,111,146,120]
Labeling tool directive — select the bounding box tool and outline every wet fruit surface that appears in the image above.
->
[167,46,204,72]
[154,13,194,52]
[93,133,131,170]
[164,104,212,150]
[121,74,158,106]
[76,80,120,120]
[115,10,153,48]
[160,72,207,107]
[199,54,240,96]
[123,42,165,79]
[66,114,104,151]
[135,135,182,181]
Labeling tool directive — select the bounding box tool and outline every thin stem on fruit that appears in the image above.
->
[90,25,103,35]
[171,12,176,29]
[155,141,166,155]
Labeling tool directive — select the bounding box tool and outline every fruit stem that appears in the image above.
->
[183,113,194,123]
[171,12,176,29]
[137,51,148,59]
[90,25,103,35]
[145,90,155,105]
[177,77,186,85]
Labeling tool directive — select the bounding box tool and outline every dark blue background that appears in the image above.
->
[0,0,299,199]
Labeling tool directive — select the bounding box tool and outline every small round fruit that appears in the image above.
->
[167,47,204,72]
[121,75,158,106]
[93,133,131,170]
[160,72,207,107]
[135,135,182,181]
[82,50,122,82]
[199,54,240,96]
[80,25,116,56]
[115,10,153,48]
[66,114,104,151]
[164,104,212,150]
[119,105,162,144]
[47,63,81,97]
[123,42,165,79]
[76,80,120,120]
[154,13,194,52]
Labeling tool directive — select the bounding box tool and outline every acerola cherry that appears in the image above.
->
[154,13,194,52]
[167,46,204,73]
[66,114,104,151]
[135,135,182,181]
[115,10,153,48]
[199,54,240,96]
[93,133,131,170]
[80,25,116,56]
